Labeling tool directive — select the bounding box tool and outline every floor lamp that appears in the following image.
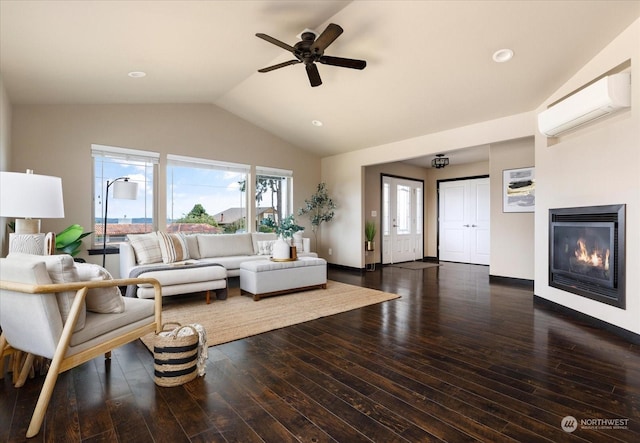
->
[102,177,138,267]
[0,170,65,254]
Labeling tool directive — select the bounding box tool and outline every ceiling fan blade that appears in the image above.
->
[311,23,343,53]
[256,33,297,53]
[306,64,322,87]
[258,60,301,73]
[318,55,367,70]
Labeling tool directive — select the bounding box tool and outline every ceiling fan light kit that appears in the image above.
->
[256,23,367,87]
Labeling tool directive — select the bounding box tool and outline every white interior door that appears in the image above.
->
[382,176,423,264]
[438,177,490,265]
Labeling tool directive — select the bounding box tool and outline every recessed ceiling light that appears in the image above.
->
[311,120,323,127]
[492,49,514,63]
[128,71,147,78]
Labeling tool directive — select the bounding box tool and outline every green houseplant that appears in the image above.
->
[298,182,337,250]
[260,215,303,239]
[276,214,304,239]
[56,224,92,257]
[365,220,376,251]
[261,215,304,260]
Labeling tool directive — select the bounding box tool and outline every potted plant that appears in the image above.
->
[365,220,376,251]
[298,182,337,251]
[260,215,304,260]
[276,215,304,240]
[56,224,92,260]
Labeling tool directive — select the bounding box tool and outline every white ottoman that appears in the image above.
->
[240,257,327,301]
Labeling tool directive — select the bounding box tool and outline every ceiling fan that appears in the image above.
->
[256,23,366,87]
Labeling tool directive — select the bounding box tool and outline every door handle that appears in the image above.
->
[471,224,477,227]
[463,224,470,227]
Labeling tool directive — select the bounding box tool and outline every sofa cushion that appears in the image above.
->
[157,232,190,263]
[197,233,254,258]
[134,264,227,287]
[8,253,86,331]
[127,232,162,264]
[251,232,277,254]
[75,263,125,314]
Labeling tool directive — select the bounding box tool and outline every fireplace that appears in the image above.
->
[549,204,625,309]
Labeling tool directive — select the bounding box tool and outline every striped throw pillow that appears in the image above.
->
[157,232,190,264]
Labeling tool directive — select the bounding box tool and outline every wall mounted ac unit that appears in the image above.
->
[537,72,631,137]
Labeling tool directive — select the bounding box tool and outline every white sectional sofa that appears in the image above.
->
[120,231,315,300]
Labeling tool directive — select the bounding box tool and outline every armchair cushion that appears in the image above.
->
[69,297,155,348]
[127,232,162,264]
[75,263,125,313]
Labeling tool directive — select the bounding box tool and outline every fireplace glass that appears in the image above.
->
[549,205,625,309]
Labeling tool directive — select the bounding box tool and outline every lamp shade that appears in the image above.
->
[0,171,65,218]
[112,179,138,200]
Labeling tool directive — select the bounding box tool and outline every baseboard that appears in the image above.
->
[423,256,439,263]
[489,274,534,289]
[534,295,640,345]
[328,263,365,273]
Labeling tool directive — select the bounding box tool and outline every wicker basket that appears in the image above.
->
[153,323,199,387]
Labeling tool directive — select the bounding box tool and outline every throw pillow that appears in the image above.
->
[157,232,190,264]
[8,253,86,331]
[293,231,304,252]
[183,234,200,259]
[127,232,162,264]
[75,263,125,313]
[257,240,276,255]
[251,232,277,255]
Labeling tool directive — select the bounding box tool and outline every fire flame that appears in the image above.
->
[575,238,609,270]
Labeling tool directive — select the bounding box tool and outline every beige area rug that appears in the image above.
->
[140,280,400,350]
[389,261,441,270]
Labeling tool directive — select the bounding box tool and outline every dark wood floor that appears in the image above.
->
[2,262,639,442]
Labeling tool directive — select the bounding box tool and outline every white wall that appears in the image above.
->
[364,161,428,264]
[322,112,534,269]
[490,137,535,280]
[0,75,12,255]
[10,104,321,274]
[534,19,639,334]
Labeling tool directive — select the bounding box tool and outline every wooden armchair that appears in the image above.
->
[0,254,162,438]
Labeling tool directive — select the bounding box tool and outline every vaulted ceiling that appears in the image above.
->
[2,1,639,162]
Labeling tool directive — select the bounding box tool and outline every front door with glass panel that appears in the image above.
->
[382,176,424,264]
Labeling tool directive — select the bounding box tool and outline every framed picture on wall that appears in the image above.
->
[503,167,535,213]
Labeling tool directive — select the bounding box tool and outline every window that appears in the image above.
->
[92,144,159,247]
[255,166,292,231]
[396,184,411,235]
[382,182,390,236]
[167,154,249,234]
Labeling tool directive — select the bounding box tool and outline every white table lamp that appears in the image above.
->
[0,170,65,234]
